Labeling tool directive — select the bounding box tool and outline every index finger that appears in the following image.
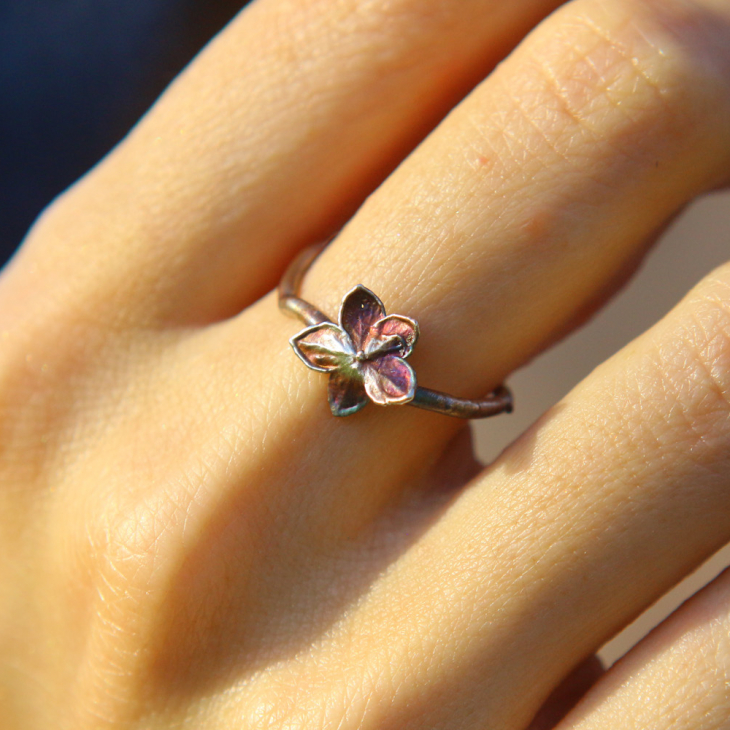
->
[11,0,563,326]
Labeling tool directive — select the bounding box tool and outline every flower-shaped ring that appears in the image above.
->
[291,285,419,416]
[279,243,513,419]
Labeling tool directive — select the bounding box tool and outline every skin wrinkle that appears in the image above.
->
[502,75,580,165]
[684,309,730,425]
[603,334,724,487]
[634,353,699,466]
[518,21,669,171]
[662,281,730,428]
[579,9,670,107]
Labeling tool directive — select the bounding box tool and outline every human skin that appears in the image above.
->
[2,0,730,727]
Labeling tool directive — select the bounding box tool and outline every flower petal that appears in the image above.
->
[339,285,385,350]
[363,355,416,405]
[365,314,419,359]
[290,323,354,372]
[328,370,368,417]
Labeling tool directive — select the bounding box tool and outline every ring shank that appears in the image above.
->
[411,385,512,418]
[278,242,513,419]
[278,243,330,326]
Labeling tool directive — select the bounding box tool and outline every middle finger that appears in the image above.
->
[303,0,730,399]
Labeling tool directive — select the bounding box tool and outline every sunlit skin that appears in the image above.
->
[2,0,730,728]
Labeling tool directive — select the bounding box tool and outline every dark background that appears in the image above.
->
[0,0,245,264]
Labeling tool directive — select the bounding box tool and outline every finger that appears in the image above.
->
[325,259,730,728]
[302,0,730,400]
[11,0,564,326]
[556,567,730,730]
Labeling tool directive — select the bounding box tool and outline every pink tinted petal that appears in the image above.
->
[363,355,416,405]
[365,314,419,358]
[290,323,354,372]
[328,370,368,417]
[339,285,385,350]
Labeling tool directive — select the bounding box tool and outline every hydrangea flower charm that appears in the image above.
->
[290,285,419,416]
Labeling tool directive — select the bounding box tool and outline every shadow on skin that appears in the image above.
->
[140,409,473,702]
[140,392,564,707]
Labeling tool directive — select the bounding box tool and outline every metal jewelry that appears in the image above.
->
[279,243,513,419]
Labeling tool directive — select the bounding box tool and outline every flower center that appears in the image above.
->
[354,350,368,362]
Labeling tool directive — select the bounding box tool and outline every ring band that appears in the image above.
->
[279,242,513,419]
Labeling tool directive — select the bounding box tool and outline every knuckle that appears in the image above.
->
[59,492,187,723]
[659,263,730,426]
[89,493,178,595]
[0,308,115,468]
[490,0,730,170]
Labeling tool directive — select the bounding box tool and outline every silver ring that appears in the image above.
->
[279,242,513,419]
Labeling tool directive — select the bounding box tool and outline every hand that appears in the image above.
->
[3,0,730,727]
